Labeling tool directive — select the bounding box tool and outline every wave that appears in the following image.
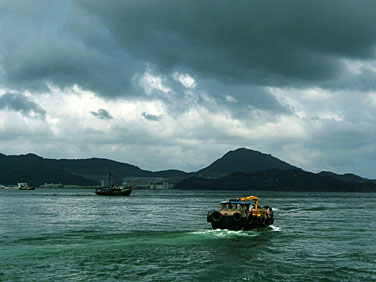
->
[270,225,281,231]
[190,229,257,237]
[189,226,279,238]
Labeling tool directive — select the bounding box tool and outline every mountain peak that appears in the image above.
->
[197,148,297,177]
[22,153,43,159]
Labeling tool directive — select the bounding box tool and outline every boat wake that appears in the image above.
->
[190,229,258,238]
[190,225,280,237]
[270,225,281,231]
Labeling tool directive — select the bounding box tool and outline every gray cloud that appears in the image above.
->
[2,0,376,102]
[142,112,162,121]
[0,92,46,118]
[91,109,113,120]
[77,0,376,89]
[0,1,141,97]
[199,80,290,118]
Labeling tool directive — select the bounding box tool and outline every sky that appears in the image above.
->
[1,1,376,178]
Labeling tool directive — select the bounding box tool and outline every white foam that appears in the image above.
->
[190,229,258,238]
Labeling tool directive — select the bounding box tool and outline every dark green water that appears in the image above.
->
[1,189,375,281]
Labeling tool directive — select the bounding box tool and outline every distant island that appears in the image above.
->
[1,148,375,192]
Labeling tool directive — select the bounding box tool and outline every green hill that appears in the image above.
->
[0,154,98,186]
[197,148,297,177]
[175,169,376,192]
[0,153,189,186]
[317,171,376,183]
[1,148,375,191]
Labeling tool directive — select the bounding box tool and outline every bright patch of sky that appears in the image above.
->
[137,71,170,95]
[173,72,196,89]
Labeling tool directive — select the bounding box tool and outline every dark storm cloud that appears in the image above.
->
[91,109,113,120]
[199,80,290,117]
[2,0,376,101]
[142,112,162,121]
[0,1,142,97]
[77,0,376,88]
[327,66,376,92]
[0,92,46,118]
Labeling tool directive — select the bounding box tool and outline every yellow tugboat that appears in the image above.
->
[207,196,274,230]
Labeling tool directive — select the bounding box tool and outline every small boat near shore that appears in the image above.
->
[207,196,274,230]
[95,185,132,196]
[95,172,132,196]
[19,185,35,190]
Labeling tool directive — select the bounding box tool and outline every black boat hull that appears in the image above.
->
[19,187,35,190]
[208,213,273,231]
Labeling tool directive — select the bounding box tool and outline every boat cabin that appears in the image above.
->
[220,200,255,216]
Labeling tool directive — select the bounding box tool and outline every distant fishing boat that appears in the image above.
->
[19,186,35,190]
[95,186,132,196]
[95,172,132,196]
[18,183,35,190]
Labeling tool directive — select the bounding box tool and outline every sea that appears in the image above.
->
[0,189,375,282]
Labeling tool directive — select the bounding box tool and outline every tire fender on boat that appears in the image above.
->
[247,213,255,225]
[261,215,267,225]
[207,212,212,222]
[212,211,223,223]
[256,215,263,225]
[232,212,242,222]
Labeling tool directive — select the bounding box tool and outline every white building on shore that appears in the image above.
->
[148,181,170,190]
[123,177,171,189]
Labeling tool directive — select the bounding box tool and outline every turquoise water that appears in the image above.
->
[1,189,375,281]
